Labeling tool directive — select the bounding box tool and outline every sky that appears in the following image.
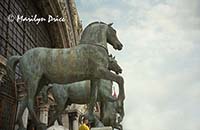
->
[75,0,200,130]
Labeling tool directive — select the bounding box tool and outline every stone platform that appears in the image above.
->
[91,126,112,130]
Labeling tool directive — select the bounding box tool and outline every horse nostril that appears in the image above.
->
[118,44,123,50]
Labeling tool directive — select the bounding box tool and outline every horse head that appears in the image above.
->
[80,22,123,51]
[108,54,122,74]
[106,23,123,50]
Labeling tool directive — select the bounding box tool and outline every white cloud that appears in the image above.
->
[80,7,122,24]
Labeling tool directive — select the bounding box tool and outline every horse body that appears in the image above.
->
[20,45,108,85]
[48,80,113,105]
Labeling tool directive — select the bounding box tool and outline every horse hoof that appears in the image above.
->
[37,123,47,130]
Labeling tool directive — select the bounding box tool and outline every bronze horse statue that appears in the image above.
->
[7,22,124,130]
[15,55,123,129]
[45,80,124,128]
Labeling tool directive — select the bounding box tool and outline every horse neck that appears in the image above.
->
[80,24,108,50]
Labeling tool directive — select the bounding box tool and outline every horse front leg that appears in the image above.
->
[96,68,125,101]
[88,79,100,123]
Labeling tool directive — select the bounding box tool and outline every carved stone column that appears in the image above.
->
[15,100,29,128]
[73,117,79,130]
[0,56,6,81]
[15,79,28,129]
[0,66,6,81]
[68,111,78,130]
[62,110,70,129]
[39,104,49,125]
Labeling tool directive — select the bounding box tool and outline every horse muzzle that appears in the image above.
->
[117,43,123,50]
[116,68,122,74]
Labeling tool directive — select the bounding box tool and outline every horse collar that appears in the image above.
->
[93,42,109,54]
[81,41,109,54]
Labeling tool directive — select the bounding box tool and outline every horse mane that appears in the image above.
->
[83,21,107,31]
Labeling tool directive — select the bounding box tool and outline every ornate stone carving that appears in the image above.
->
[0,56,7,81]
[36,0,82,48]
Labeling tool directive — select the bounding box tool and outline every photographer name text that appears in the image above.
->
[7,14,65,24]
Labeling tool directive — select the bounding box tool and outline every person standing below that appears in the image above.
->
[79,116,90,130]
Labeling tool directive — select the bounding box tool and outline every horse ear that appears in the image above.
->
[108,23,113,26]
[113,56,115,59]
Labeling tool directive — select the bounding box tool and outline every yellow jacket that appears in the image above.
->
[79,123,90,130]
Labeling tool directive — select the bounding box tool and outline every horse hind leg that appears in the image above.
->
[26,77,47,130]
[15,96,27,130]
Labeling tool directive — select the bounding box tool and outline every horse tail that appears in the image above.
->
[6,56,21,81]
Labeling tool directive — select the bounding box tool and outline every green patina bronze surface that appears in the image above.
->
[15,55,124,129]
[100,101,124,130]
[7,21,124,130]
[45,80,117,127]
